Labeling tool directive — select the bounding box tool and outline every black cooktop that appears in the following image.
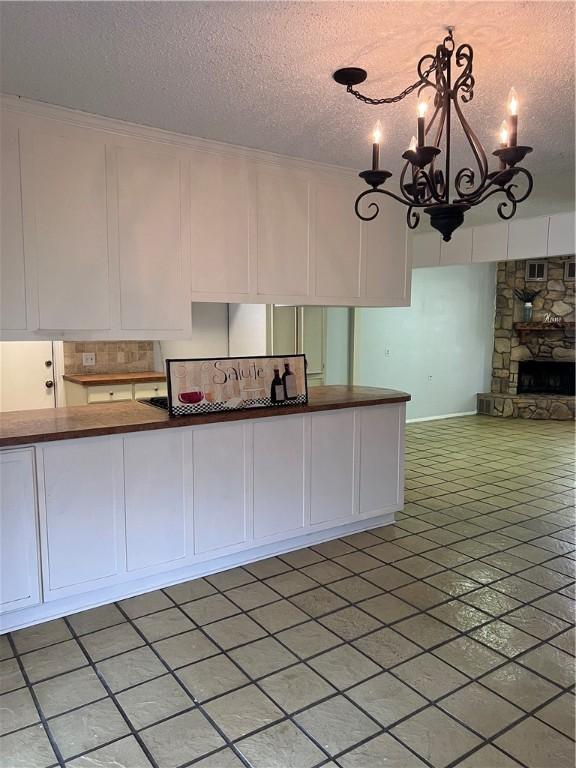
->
[140,397,169,411]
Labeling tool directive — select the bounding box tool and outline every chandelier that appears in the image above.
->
[333,27,534,241]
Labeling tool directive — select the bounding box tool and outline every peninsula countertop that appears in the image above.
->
[0,385,410,447]
[62,371,166,386]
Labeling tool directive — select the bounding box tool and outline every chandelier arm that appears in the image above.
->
[407,206,420,229]
[464,167,534,208]
[354,187,428,222]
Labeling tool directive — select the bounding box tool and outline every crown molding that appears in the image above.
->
[1,93,358,178]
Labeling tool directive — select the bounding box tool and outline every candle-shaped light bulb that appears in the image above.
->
[507,87,519,147]
[499,120,509,147]
[416,97,429,148]
[371,120,382,170]
[417,97,430,118]
[507,87,519,116]
[408,135,417,153]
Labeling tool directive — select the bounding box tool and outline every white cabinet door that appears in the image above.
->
[20,125,110,330]
[253,416,305,539]
[256,166,310,297]
[193,423,248,554]
[0,449,41,613]
[314,177,362,299]
[440,227,473,265]
[115,144,189,331]
[41,437,125,598]
[363,197,411,304]
[508,216,549,261]
[472,222,509,263]
[310,410,356,525]
[1,114,28,331]
[190,151,252,298]
[412,232,441,267]
[358,404,403,516]
[124,430,192,572]
[548,212,575,256]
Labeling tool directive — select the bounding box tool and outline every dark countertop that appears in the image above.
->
[0,386,410,447]
[63,371,166,385]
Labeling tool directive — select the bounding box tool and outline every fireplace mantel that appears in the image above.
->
[513,322,575,342]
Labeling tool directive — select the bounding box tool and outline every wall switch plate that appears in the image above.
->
[83,352,96,366]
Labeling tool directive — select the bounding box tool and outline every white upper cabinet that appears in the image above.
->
[0,115,27,331]
[508,216,549,261]
[314,176,362,299]
[0,449,41,613]
[363,195,411,304]
[472,222,508,263]
[114,143,189,331]
[412,231,441,267]
[190,151,253,299]
[20,124,111,330]
[256,165,311,298]
[548,212,575,256]
[440,227,473,266]
[2,99,414,337]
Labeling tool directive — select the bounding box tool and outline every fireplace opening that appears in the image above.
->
[518,360,575,395]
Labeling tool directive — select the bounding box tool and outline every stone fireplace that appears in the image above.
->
[478,256,575,419]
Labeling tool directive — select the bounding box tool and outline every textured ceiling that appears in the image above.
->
[1,1,574,220]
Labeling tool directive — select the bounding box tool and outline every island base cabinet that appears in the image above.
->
[253,416,306,540]
[124,430,193,573]
[0,449,41,613]
[192,423,248,555]
[1,400,406,630]
[359,405,404,515]
[39,438,126,600]
[310,409,356,525]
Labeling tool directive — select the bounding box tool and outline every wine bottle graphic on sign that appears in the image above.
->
[282,361,298,400]
[270,367,285,404]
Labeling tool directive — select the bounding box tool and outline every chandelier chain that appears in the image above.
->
[345,59,438,105]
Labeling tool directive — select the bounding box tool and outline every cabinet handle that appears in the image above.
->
[45,380,54,389]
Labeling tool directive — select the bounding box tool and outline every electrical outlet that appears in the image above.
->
[428,374,433,381]
[83,352,96,367]
[384,348,391,357]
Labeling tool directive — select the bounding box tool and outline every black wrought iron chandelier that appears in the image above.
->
[333,27,534,241]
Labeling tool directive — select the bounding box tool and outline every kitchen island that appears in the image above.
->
[1,386,409,632]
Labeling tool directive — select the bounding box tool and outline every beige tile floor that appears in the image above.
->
[1,415,574,768]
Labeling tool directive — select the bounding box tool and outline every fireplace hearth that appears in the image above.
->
[518,360,575,396]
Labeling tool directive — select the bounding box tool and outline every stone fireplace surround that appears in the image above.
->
[478,256,575,419]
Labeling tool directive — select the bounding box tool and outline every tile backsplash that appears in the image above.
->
[63,341,156,374]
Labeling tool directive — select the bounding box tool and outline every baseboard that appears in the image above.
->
[407,410,477,423]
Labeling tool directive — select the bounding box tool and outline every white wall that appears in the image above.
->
[156,303,229,366]
[228,304,268,357]
[354,264,496,420]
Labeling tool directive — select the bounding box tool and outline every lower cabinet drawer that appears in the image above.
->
[134,381,167,399]
[87,384,133,403]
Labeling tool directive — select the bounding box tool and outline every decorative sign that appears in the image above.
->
[166,355,308,416]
